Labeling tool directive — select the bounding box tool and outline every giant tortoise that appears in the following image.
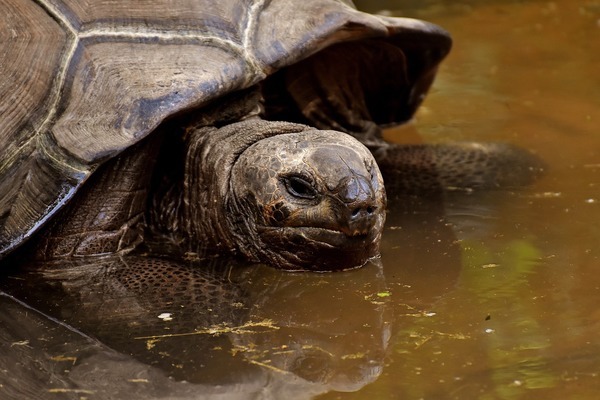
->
[0,0,538,271]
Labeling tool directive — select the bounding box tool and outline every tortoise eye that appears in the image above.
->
[283,176,318,200]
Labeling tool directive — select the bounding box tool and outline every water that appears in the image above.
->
[345,1,600,398]
[1,0,599,399]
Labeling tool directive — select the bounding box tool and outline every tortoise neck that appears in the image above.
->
[146,88,267,257]
[146,125,240,258]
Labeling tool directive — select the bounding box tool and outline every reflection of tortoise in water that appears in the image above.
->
[0,0,540,271]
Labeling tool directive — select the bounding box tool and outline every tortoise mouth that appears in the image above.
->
[258,226,377,248]
[256,225,382,271]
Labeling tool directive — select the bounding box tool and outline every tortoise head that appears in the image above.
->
[227,129,386,271]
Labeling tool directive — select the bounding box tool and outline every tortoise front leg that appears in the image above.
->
[27,136,161,261]
[371,141,545,194]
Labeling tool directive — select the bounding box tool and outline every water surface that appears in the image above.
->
[344,0,600,398]
[1,1,599,399]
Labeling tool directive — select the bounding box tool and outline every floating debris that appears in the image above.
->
[48,389,95,394]
[135,319,279,341]
[482,263,500,269]
[158,312,173,321]
[50,355,77,365]
[531,192,562,198]
[341,352,367,360]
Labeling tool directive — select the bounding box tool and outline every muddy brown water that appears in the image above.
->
[1,1,599,399]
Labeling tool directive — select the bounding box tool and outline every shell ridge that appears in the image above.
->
[241,0,268,82]
[78,28,243,49]
[28,0,80,162]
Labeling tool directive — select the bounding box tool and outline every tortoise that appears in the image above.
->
[0,0,538,272]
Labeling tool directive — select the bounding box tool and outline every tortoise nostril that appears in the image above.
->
[350,205,376,221]
[339,174,380,230]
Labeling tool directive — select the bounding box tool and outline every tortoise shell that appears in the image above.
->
[0,0,450,256]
